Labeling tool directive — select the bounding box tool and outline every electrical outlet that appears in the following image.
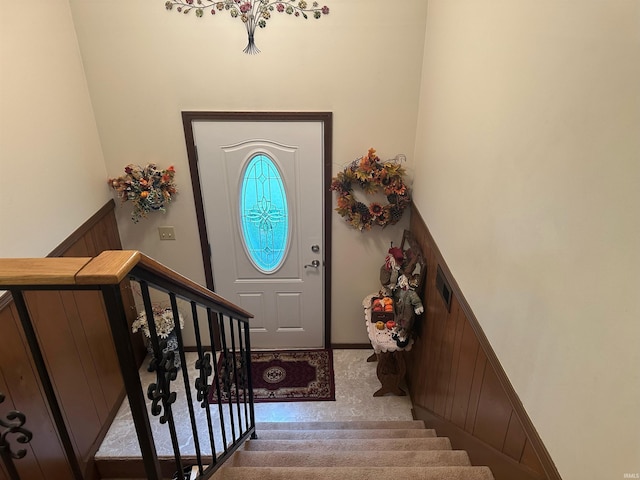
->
[158,226,176,241]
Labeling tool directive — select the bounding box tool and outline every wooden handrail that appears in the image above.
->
[0,251,253,319]
[0,257,92,285]
[75,250,142,284]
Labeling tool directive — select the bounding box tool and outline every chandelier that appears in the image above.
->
[165,0,330,54]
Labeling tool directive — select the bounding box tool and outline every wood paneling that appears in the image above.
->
[503,412,528,462]
[473,364,512,450]
[0,305,74,480]
[0,200,141,479]
[415,405,544,480]
[465,348,486,434]
[522,439,546,476]
[25,289,103,459]
[450,320,480,429]
[407,206,561,480]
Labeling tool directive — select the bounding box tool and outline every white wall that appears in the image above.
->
[67,0,427,345]
[413,1,640,479]
[0,0,109,258]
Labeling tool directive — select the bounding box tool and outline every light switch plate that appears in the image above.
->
[158,226,176,241]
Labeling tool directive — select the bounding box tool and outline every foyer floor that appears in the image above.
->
[96,349,414,459]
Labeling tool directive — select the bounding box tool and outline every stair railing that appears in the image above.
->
[0,251,256,480]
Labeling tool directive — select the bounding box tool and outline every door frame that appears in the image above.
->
[181,111,333,348]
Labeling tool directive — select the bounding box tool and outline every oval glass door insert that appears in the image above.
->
[239,154,290,273]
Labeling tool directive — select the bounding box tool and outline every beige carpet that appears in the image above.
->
[212,420,494,480]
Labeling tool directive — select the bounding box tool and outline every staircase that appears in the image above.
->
[211,420,494,480]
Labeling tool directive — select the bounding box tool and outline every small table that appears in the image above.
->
[363,294,413,397]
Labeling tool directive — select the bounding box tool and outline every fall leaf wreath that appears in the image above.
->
[330,148,411,231]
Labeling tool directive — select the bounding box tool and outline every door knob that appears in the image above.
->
[304,260,320,269]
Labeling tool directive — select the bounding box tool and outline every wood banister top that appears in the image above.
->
[76,251,252,318]
[0,257,93,285]
[135,253,254,319]
[0,251,253,319]
[75,250,142,285]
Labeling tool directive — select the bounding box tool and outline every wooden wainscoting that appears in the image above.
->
[0,200,143,480]
[406,206,561,480]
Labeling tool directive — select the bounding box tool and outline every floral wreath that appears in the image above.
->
[330,148,411,231]
[108,163,177,223]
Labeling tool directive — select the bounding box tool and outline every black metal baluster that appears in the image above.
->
[237,322,250,432]
[100,284,163,480]
[140,282,160,368]
[228,319,244,434]
[206,308,229,453]
[140,284,183,478]
[171,294,205,479]
[192,302,216,473]
[207,308,227,453]
[217,314,237,443]
[243,321,258,440]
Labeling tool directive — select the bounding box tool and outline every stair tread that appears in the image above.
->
[242,437,452,451]
[231,449,471,467]
[254,428,437,439]
[255,420,426,430]
[214,466,495,480]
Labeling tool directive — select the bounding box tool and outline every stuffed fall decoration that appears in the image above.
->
[394,274,424,334]
[379,246,404,293]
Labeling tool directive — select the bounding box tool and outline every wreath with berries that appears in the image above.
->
[330,148,411,231]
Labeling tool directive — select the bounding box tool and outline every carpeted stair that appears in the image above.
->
[212,420,494,480]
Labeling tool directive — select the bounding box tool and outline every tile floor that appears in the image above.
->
[96,349,414,459]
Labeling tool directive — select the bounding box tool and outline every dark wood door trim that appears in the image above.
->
[181,111,333,348]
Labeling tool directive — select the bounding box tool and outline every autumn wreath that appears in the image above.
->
[330,148,411,231]
[108,164,177,223]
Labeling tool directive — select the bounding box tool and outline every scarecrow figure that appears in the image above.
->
[394,274,424,335]
[379,245,404,296]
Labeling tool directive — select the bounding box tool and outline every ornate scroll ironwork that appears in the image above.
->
[231,352,249,390]
[194,352,212,408]
[1,391,34,472]
[219,351,234,396]
[211,351,249,402]
[146,340,179,424]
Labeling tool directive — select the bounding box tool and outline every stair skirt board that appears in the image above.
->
[95,420,495,480]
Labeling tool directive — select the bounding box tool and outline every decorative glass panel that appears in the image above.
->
[240,154,289,273]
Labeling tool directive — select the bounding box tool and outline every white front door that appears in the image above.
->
[193,120,325,349]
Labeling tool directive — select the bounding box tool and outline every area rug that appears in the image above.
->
[207,349,335,404]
